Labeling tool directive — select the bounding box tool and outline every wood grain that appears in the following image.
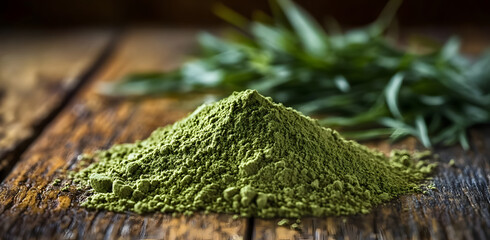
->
[0,30,113,177]
[0,28,247,239]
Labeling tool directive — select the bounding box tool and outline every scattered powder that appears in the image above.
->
[73,90,436,217]
[449,159,456,167]
[52,178,61,186]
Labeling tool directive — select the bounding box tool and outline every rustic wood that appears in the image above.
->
[0,30,113,177]
[0,28,247,239]
[0,27,489,239]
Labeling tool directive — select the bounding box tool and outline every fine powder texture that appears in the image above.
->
[73,90,436,217]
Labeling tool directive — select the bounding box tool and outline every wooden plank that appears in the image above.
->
[0,30,113,177]
[0,28,247,239]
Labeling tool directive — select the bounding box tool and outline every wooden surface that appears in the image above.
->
[0,27,489,239]
[0,30,113,178]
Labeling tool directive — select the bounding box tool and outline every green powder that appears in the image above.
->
[73,90,436,217]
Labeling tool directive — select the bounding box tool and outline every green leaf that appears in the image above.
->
[98,72,183,96]
[334,75,350,92]
[458,131,470,150]
[276,0,329,56]
[341,128,394,140]
[320,103,386,126]
[415,115,431,148]
[467,50,490,91]
[198,32,234,53]
[251,23,296,53]
[213,3,250,29]
[440,37,461,61]
[390,128,411,142]
[368,0,403,36]
[385,72,404,119]
[379,118,417,135]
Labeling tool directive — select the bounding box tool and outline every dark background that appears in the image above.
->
[2,0,490,28]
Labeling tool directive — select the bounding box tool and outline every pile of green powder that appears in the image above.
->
[73,90,436,217]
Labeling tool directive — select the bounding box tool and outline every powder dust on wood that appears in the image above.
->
[73,90,436,218]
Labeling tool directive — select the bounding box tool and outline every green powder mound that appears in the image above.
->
[73,90,436,217]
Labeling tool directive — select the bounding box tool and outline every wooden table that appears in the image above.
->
[0,27,489,239]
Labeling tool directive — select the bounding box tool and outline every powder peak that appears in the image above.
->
[230,89,274,108]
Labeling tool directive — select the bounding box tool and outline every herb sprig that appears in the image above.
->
[99,0,490,149]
